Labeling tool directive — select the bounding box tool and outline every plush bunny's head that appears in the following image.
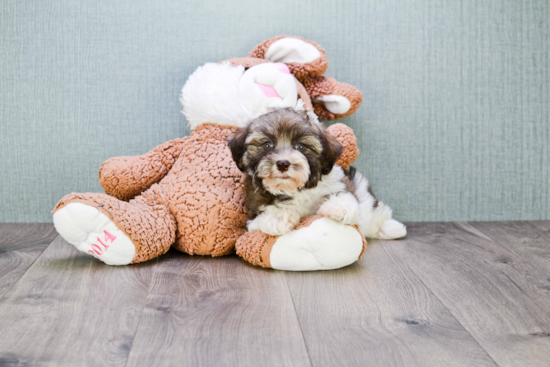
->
[246,36,363,120]
[180,36,362,131]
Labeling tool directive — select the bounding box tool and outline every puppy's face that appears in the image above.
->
[228,108,342,192]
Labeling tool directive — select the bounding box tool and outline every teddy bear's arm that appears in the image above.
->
[98,137,189,201]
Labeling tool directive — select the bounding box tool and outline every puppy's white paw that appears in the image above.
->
[248,211,300,236]
[264,217,295,236]
[318,196,359,225]
[53,203,136,265]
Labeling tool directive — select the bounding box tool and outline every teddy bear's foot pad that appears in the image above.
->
[270,217,364,271]
[53,203,135,265]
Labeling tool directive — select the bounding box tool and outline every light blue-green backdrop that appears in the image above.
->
[1,0,548,223]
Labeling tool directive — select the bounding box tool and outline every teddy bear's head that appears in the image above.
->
[180,36,363,131]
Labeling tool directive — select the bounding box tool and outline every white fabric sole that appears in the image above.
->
[269,217,364,271]
[53,203,135,265]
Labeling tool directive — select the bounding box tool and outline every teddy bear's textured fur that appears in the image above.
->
[52,36,368,269]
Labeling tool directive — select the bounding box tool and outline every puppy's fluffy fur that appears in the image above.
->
[228,108,406,239]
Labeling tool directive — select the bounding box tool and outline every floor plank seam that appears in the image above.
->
[461,223,526,262]
[466,222,550,297]
[383,240,502,366]
[473,222,536,260]
[123,257,160,367]
[0,234,60,299]
[283,273,314,367]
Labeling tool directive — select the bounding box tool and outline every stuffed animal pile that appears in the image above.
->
[52,36,369,271]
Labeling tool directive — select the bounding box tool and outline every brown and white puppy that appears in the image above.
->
[228,108,407,239]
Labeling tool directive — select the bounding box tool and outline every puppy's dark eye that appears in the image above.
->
[263,142,273,150]
[296,144,305,151]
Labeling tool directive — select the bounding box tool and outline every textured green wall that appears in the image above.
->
[1,0,548,222]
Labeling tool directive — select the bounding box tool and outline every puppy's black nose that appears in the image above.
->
[276,160,290,172]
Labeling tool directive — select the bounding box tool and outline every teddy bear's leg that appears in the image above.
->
[52,184,176,265]
[248,36,329,79]
[301,76,363,120]
[236,215,367,271]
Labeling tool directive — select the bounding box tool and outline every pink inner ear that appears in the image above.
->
[257,83,281,98]
[275,63,290,74]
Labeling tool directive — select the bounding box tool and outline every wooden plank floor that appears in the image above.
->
[0,222,549,367]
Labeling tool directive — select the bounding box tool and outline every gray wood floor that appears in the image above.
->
[0,222,549,367]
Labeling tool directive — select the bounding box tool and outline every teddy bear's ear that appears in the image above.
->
[303,76,363,120]
[249,36,328,79]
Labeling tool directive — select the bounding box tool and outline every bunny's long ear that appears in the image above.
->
[302,76,363,120]
[249,36,328,79]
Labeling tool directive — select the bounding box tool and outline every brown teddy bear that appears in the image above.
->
[52,36,371,271]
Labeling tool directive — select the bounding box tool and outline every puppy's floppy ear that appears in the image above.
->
[227,127,248,171]
[320,131,343,175]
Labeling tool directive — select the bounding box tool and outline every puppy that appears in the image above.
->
[228,108,406,239]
